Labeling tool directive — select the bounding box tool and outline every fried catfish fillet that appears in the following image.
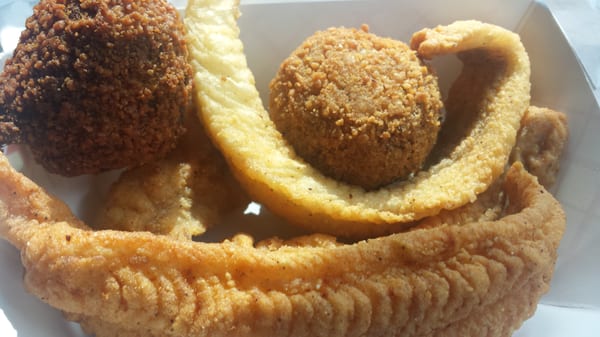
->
[95,109,249,240]
[416,105,568,230]
[0,151,564,337]
[510,106,568,189]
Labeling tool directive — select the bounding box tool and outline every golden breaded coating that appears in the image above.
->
[0,152,564,337]
[52,110,567,337]
[269,26,442,189]
[413,177,506,230]
[416,105,568,230]
[510,106,568,189]
[186,0,530,237]
[95,109,249,240]
[0,0,191,176]
[0,2,568,336]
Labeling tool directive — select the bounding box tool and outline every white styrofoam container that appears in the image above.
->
[1,0,599,336]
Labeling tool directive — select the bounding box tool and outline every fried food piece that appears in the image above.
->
[269,26,442,189]
[0,1,565,336]
[0,0,191,176]
[186,0,530,237]
[78,103,570,335]
[94,109,249,240]
[0,151,565,337]
[413,177,506,230]
[416,105,568,230]
[510,106,568,189]
[418,105,568,232]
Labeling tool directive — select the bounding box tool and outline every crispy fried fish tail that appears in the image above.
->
[186,0,531,237]
[0,154,87,248]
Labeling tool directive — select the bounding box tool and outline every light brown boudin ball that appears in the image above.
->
[269,26,443,189]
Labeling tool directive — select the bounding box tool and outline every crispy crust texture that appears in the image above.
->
[510,106,568,189]
[186,0,531,237]
[268,26,443,189]
[94,108,249,240]
[0,151,564,337]
[0,1,567,336]
[0,0,192,176]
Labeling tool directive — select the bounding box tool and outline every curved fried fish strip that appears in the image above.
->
[95,109,249,240]
[0,152,564,337]
[186,0,530,237]
[416,105,567,230]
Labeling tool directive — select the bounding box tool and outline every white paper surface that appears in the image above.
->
[1,0,599,336]
[543,0,600,103]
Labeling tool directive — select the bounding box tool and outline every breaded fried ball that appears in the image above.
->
[269,26,443,189]
[0,0,191,176]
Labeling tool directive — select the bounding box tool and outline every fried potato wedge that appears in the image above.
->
[185,0,530,237]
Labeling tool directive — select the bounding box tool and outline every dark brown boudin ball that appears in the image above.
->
[0,0,192,176]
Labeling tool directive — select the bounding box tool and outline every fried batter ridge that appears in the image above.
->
[186,0,531,237]
[0,151,564,337]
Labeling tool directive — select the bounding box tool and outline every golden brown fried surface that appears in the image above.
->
[0,1,568,336]
[0,151,565,337]
[95,109,249,240]
[511,106,568,189]
[416,105,568,230]
[69,110,566,336]
[269,26,442,189]
[187,0,531,237]
[0,0,191,176]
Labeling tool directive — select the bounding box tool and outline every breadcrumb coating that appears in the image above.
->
[269,26,442,189]
[0,0,192,176]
